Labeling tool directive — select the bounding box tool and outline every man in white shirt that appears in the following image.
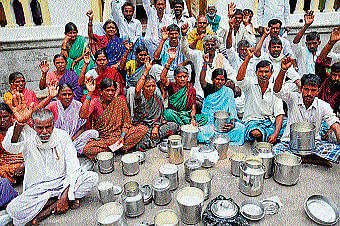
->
[168,0,195,31]
[292,11,321,75]
[111,1,143,60]
[180,24,236,97]
[257,19,295,58]
[256,36,301,91]
[3,102,98,225]
[236,48,286,144]
[273,57,340,165]
[217,3,256,49]
[257,0,290,28]
[143,0,172,58]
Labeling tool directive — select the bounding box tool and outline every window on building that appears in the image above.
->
[13,0,25,26]
[30,0,43,25]
[0,2,7,27]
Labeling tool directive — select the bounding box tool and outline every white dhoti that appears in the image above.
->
[73,130,99,154]
[6,170,98,226]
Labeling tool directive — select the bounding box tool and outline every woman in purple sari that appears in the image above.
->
[39,54,83,101]
[87,10,126,68]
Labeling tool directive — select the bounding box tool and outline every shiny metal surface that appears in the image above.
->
[189,170,212,200]
[240,200,265,221]
[239,158,265,197]
[140,185,152,205]
[273,153,301,186]
[230,153,246,177]
[198,145,217,168]
[210,133,230,160]
[168,138,184,165]
[97,202,127,225]
[181,124,199,149]
[122,181,145,217]
[214,111,230,133]
[159,163,179,191]
[184,159,202,182]
[134,151,146,164]
[253,142,274,179]
[176,187,204,225]
[152,177,172,206]
[121,153,140,176]
[304,195,339,225]
[159,139,169,153]
[290,122,316,155]
[97,152,114,174]
[211,199,238,219]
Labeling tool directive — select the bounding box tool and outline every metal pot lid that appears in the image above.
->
[181,124,199,133]
[152,177,170,191]
[140,185,152,204]
[159,163,178,175]
[121,153,139,164]
[304,195,339,225]
[240,200,265,221]
[185,158,201,168]
[111,185,122,195]
[261,200,280,215]
[211,200,238,219]
[199,145,216,154]
[245,156,263,168]
[134,151,146,163]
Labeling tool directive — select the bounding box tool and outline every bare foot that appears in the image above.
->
[70,199,80,209]
[32,200,58,225]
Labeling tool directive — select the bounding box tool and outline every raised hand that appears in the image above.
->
[144,56,152,71]
[168,47,177,61]
[228,2,236,18]
[304,10,314,26]
[246,47,255,58]
[264,27,270,36]
[85,77,96,93]
[48,82,59,98]
[243,10,251,26]
[39,60,49,74]
[181,23,189,36]
[203,53,210,63]
[123,40,133,52]
[330,26,340,44]
[11,92,35,124]
[86,9,94,21]
[281,56,295,71]
[161,26,169,40]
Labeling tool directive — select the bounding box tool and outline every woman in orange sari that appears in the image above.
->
[80,78,148,160]
[0,103,24,184]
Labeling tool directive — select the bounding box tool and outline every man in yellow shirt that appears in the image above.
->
[187,15,215,51]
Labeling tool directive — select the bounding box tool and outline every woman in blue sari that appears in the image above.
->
[61,22,95,76]
[198,68,245,145]
[86,10,126,67]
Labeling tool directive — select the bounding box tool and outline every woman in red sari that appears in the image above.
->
[79,49,125,98]
[80,78,148,160]
[3,72,39,109]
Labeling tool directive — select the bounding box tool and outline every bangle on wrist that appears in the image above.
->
[120,132,127,138]
[281,68,287,72]
[61,47,67,51]
[86,95,92,101]
[202,67,207,71]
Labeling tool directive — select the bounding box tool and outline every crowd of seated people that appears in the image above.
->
[1,1,340,224]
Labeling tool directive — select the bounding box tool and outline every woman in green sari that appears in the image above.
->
[61,22,95,76]
[161,48,207,126]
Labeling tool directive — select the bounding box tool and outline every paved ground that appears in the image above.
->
[11,142,340,226]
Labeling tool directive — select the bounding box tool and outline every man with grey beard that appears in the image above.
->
[2,93,98,225]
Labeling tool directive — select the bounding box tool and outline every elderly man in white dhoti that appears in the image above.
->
[2,93,98,225]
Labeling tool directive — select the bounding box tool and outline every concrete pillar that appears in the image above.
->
[325,0,335,11]
[294,0,305,13]
[90,0,102,22]
[1,0,15,27]
[37,0,51,25]
[20,0,34,26]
